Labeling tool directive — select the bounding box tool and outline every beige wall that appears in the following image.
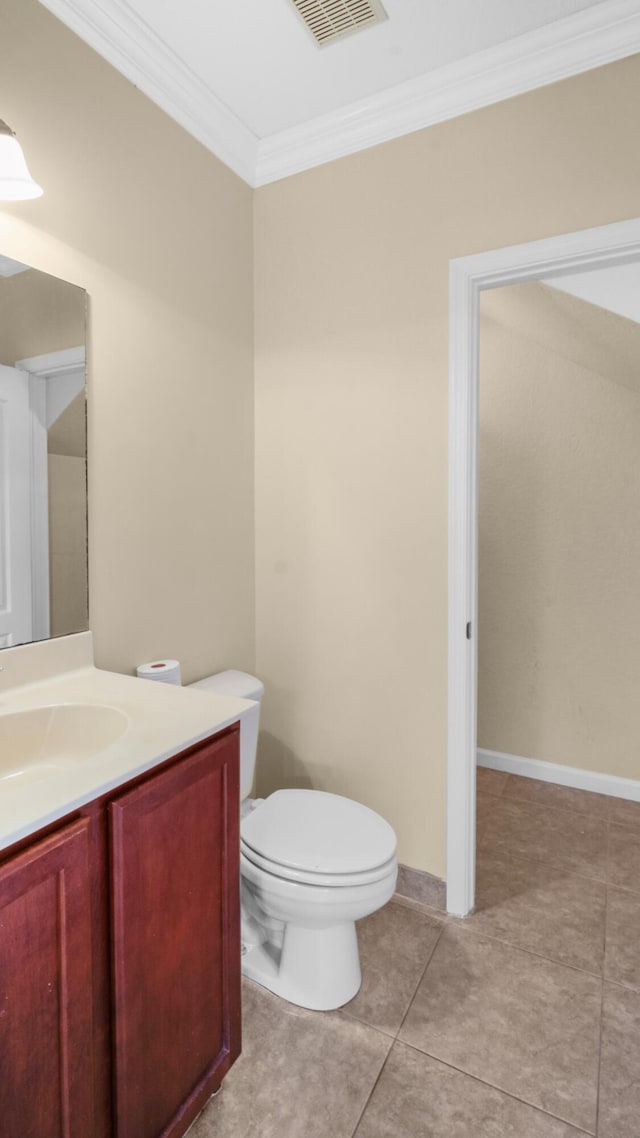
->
[0,267,85,365]
[48,392,88,638]
[1,0,255,680]
[48,453,88,639]
[479,283,640,780]
[254,56,640,877]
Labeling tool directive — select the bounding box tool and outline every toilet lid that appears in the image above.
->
[240,789,396,876]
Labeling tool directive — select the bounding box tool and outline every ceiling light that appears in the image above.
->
[0,121,43,201]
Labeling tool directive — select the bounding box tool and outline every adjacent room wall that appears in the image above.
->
[48,450,88,639]
[0,268,85,363]
[254,56,640,877]
[1,0,255,681]
[478,282,640,781]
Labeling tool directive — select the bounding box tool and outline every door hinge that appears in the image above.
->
[466,622,472,640]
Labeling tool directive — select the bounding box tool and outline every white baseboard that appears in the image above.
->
[477,748,640,803]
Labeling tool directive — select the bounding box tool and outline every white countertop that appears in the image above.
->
[0,635,253,852]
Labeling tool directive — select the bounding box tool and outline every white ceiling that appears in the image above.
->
[123,0,604,138]
[40,0,640,185]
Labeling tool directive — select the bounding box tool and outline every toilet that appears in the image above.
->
[189,670,398,1011]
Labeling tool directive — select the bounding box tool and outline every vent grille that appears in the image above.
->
[289,0,387,47]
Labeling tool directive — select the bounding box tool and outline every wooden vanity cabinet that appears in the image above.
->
[110,732,241,1138]
[0,817,96,1138]
[0,726,241,1138]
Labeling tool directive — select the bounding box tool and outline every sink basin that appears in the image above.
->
[0,703,129,784]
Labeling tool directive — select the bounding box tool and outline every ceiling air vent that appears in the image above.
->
[289,0,388,47]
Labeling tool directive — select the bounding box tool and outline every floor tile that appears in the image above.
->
[604,886,640,990]
[354,1043,589,1138]
[501,775,610,818]
[479,797,608,881]
[607,824,640,893]
[608,796,640,829]
[598,983,640,1138]
[189,979,391,1138]
[476,767,508,797]
[476,794,498,845]
[399,925,601,1132]
[461,850,605,974]
[477,793,498,823]
[341,901,442,1035]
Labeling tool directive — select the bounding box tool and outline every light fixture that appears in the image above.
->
[0,120,42,201]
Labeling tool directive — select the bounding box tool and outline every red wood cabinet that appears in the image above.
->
[0,727,241,1138]
[0,818,95,1138]
[110,733,241,1138]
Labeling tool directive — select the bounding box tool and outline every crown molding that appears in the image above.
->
[255,0,640,185]
[39,0,640,189]
[38,0,259,185]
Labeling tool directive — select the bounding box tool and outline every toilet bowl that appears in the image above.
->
[240,788,397,1010]
[188,671,398,1011]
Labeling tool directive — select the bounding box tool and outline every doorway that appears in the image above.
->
[446,216,640,916]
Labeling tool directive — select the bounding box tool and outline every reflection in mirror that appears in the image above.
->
[0,256,87,648]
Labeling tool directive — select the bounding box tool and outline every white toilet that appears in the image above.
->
[189,670,398,1011]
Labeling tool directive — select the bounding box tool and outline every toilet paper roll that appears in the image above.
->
[136,659,182,685]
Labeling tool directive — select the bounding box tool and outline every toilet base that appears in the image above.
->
[242,920,362,1011]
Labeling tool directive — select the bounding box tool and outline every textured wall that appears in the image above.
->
[48,453,88,638]
[479,282,640,779]
[0,268,85,365]
[1,0,255,682]
[254,57,640,876]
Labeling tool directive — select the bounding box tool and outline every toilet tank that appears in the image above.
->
[188,670,264,799]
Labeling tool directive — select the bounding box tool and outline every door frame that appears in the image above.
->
[15,346,86,643]
[446,216,640,917]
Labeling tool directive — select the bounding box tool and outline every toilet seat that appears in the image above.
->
[240,842,397,888]
[240,788,396,880]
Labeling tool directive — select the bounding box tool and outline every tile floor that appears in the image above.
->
[190,770,640,1138]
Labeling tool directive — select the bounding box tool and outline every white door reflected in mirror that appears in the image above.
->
[0,364,32,647]
[0,257,87,649]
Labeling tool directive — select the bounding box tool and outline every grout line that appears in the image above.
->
[477,840,607,890]
[347,1040,394,1138]
[501,795,609,823]
[491,789,610,826]
[594,927,607,1136]
[594,830,612,1134]
[480,770,605,817]
[450,920,605,982]
[350,924,447,1136]
[477,841,609,890]
[478,800,609,889]
[395,1041,597,1136]
[601,975,640,994]
[606,822,640,897]
[609,819,640,848]
[603,879,640,900]
[395,923,446,1039]
[391,892,448,920]
[485,772,640,832]
[489,770,626,822]
[339,1008,397,1042]
[342,921,448,1045]
[608,816,640,837]
[602,822,611,975]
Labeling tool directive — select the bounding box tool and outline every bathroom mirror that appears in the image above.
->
[0,255,88,649]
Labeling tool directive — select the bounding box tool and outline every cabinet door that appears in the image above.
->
[0,818,95,1138]
[110,732,241,1138]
